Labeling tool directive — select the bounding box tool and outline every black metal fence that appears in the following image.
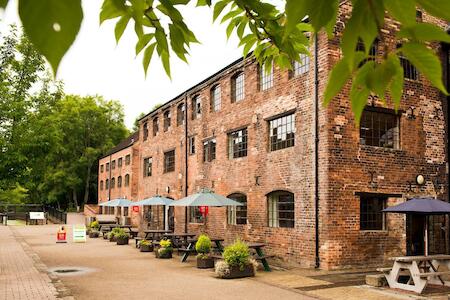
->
[45,206,67,224]
[0,203,67,224]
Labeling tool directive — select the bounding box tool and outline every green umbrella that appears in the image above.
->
[133,195,174,230]
[170,189,243,207]
[98,198,133,207]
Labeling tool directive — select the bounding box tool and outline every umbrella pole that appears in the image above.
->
[164,205,169,231]
[425,216,429,256]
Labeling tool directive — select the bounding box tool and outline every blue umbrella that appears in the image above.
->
[133,195,174,206]
[383,198,450,255]
[170,189,244,207]
[98,198,133,207]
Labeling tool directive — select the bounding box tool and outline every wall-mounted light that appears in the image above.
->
[406,106,416,120]
[368,171,378,189]
[165,186,170,193]
[416,174,425,186]
[255,176,261,186]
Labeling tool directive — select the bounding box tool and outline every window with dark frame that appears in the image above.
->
[152,117,159,136]
[269,113,295,151]
[163,109,171,132]
[192,96,201,119]
[188,136,195,155]
[228,128,248,159]
[118,157,122,168]
[227,193,247,225]
[125,154,131,165]
[360,195,386,230]
[267,191,295,228]
[143,157,152,177]
[211,85,221,112]
[105,179,109,189]
[164,150,175,173]
[355,38,378,66]
[100,164,104,173]
[111,177,115,189]
[111,160,116,169]
[397,44,419,80]
[259,64,273,91]
[203,139,216,162]
[291,54,310,77]
[143,122,149,141]
[360,109,400,149]
[124,174,130,187]
[106,163,109,171]
[177,103,185,126]
[189,206,204,223]
[100,180,104,190]
[231,72,245,102]
[117,176,122,188]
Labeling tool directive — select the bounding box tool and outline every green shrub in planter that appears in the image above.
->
[215,240,256,279]
[115,229,129,245]
[157,239,173,259]
[90,220,100,231]
[108,228,121,242]
[89,230,100,238]
[196,234,214,268]
[139,239,153,252]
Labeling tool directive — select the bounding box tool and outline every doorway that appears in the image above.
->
[406,215,425,256]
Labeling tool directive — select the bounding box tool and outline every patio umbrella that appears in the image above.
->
[169,189,244,207]
[98,198,133,207]
[383,198,450,256]
[133,196,174,230]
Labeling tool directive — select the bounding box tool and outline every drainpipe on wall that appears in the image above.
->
[108,155,112,214]
[184,93,189,233]
[314,32,320,269]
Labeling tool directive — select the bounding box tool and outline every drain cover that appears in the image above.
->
[49,266,96,277]
[54,269,79,274]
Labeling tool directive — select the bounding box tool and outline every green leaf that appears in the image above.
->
[161,50,171,78]
[18,0,83,75]
[100,0,126,24]
[0,0,9,9]
[213,0,228,21]
[323,58,351,105]
[350,62,374,125]
[386,54,404,110]
[221,8,242,24]
[236,18,247,39]
[243,37,257,58]
[417,0,450,21]
[226,18,238,39]
[114,15,130,43]
[196,0,211,7]
[384,0,416,26]
[142,42,156,75]
[397,23,450,43]
[135,33,154,55]
[400,42,448,94]
[155,28,169,53]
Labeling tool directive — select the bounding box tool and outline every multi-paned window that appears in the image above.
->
[125,154,131,165]
[292,54,310,77]
[143,122,149,141]
[398,44,419,80]
[231,71,245,102]
[269,113,295,151]
[100,164,104,173]
[164,150,175,173]
[106,162,110,171]
[227,193,247,225]
[111,160,116,169]
[100,180,104,190]
[163,109,171,132]
[360,109,400,149]
[189,207,204,223]
[152,117,159,136]
[259,64,273,91]
[228,128,248,158]
[267,191,294,228]
[111,177,115,189]
[177,103,185,126]
[117,176,122,188]
[105,179,109,189]
[118,157,122,168]
[210,85,221,112]
[124,174,130,187]
[188,136,195,155]
[356,38,378,65]
[203,139,216,162]
[192,95,201,119]
[143,157,152,177]
[360,195,386,230]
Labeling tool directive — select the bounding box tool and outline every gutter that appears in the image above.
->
[184,93,189,233]
[314,32,320,269]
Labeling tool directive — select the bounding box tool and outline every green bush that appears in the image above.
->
[139,239,151,246]
[223,240,250,270]
[114,228,129,239]
[90,220,99,230]
[195,234,211,255]
[160,239,172,248]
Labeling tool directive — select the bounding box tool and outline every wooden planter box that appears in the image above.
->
[116,237,129,245]
[140,244,153,252]
[89,231,99,238]
[197,257,214,269]
[219,264,255,279]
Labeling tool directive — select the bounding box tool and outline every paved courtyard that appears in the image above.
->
[2,215,450,300]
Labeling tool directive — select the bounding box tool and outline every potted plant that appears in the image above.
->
[215,240,257,279]
[88,221,100,238]
[115,229,129,245]
[156,239,173,259]
[196,234,214,269]
[139,239,153,252]
[108,227,121,242]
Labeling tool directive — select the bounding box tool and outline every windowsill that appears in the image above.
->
[360,230,388,233]
[268,226,294,229]
[189,222,204,225]
[360,145,404,153]
[268,146,295,153]
[230,156,248,160]
[163,171,175,174]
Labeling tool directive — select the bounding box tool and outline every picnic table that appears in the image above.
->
[163,233,196,248]
[248,243,271,272]
[135,230,172,248]
[179,238,224,262]
[378,255,450,293]
[98,223,118,233]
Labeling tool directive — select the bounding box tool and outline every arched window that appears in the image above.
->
[163,109,171,131]
[177,103,185,126]
[117,176,122,188]
[100,180,104,190]
[227,193,247,225]
[231,72,244,102]
[105,179,109,189]
[111,177,115,189]
[124,174,130,187]
[267,190,294,228]
[191,95,201,119]
[210,84,221,112]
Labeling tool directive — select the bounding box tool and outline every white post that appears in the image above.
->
[425,216,429,256]
[164,205,169,231]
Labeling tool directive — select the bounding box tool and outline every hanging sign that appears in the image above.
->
[56,226,67,243]
[199,206,209,216]
[29,212,45,220]
[132,206,140,213]
[73,224,87,243]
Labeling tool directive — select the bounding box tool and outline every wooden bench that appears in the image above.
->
[376,267,392,273]
[417,271,450,277]
[210,254,223,260]
[253,254,274,261]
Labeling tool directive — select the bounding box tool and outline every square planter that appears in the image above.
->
[156,249,172,259]
[89,231,99,238]
[197,257,214,269]
[116,237,129,245]
[140,244,153,252]
[109,236,117,242]
[218,264,255,279]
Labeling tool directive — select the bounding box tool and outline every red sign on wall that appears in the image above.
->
[132,206,140,213]
[199,206,209,216]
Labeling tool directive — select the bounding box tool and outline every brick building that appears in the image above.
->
[97,6,449,269]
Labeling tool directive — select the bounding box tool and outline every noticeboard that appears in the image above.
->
[73,224,87,243]
[29,212,45,220]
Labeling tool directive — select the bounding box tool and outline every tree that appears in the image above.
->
[2,0,450,122]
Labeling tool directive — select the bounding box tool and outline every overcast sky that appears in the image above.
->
[0,0,242,129]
